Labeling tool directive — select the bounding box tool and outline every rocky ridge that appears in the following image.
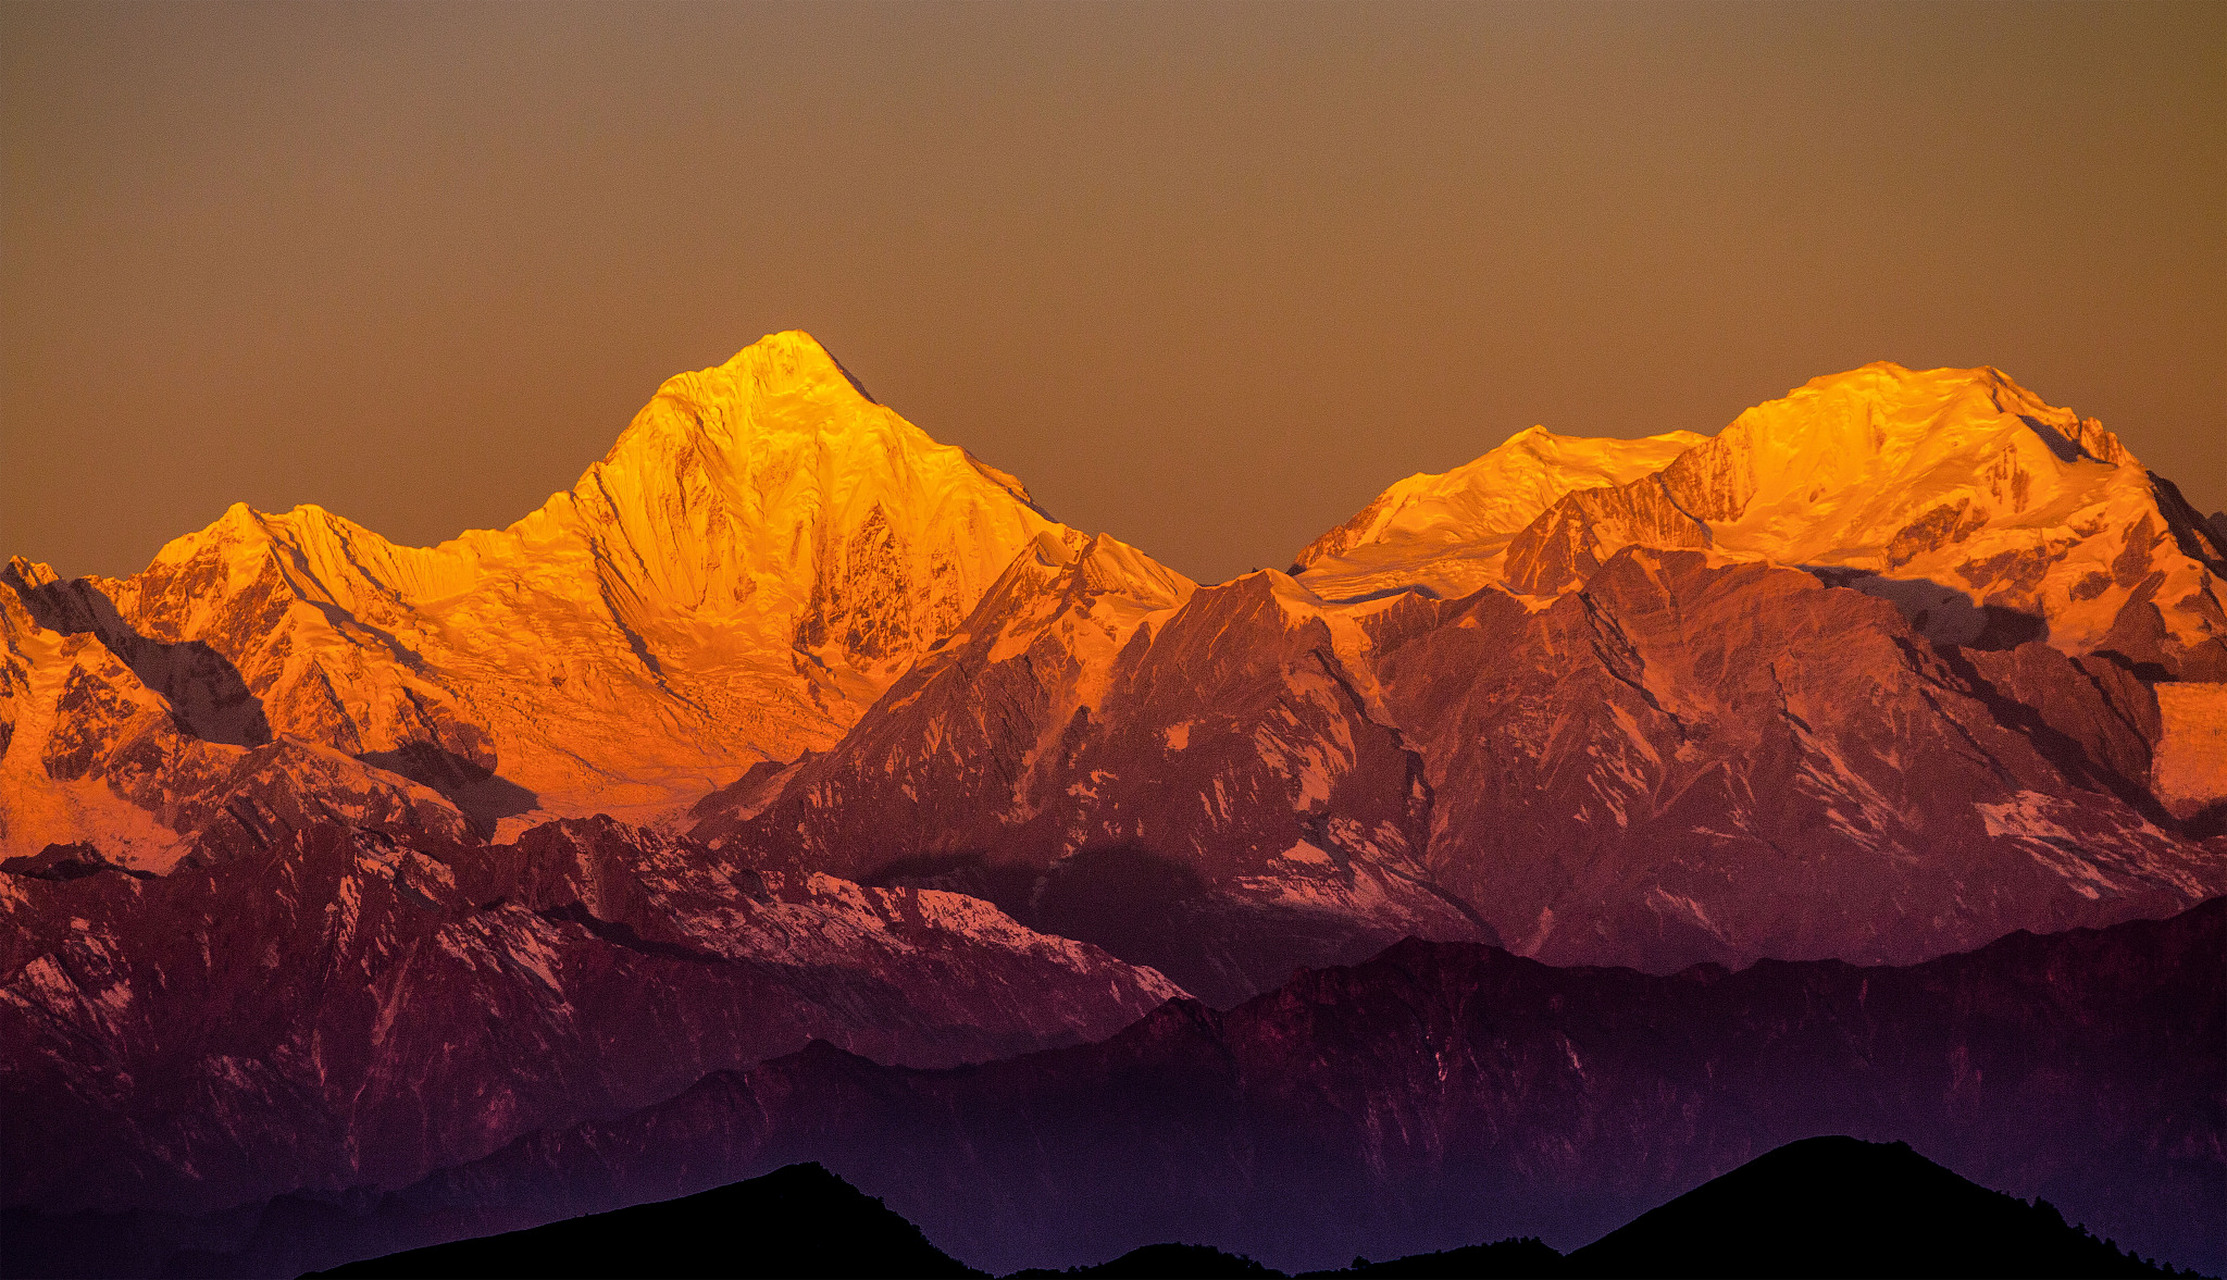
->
[13,339,2200,1002]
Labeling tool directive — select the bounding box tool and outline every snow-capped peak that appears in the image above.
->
[1294,424,1706,602]
[9,332,1076,828]
[510,330,1060,631]
[1654,362,2130,536]
[1294,361,2221,674]
[586,330,1034,512]
[1515,362,2222,671]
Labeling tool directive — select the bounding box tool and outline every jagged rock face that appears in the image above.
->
[1500,473,1710,594]
[1,331,1064,849]
[2153,682,2227,817]
[0,569,466,869]
[0,812,1178,1218]
[697,527,1195,866]
[1377,548,2218,971]
[708,557,1489,1005]
[991,570,1487,998]
[713,531,2222,994]
[185,903,2221,1280]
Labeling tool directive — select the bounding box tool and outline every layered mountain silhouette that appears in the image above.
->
[1553,1135,2183,1280]
[5,333,2224,1278]
[301,1162,981,1280]
[21,900,2214,1279]
[0,812,1178,1221]
[291,1139,2189,1279]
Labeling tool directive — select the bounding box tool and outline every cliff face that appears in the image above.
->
[1376,547,2216,971]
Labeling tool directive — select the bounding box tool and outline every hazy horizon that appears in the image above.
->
[5,0,2221,584]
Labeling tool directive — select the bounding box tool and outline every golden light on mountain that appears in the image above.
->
[3,2,2220,586]
[5,8,2224,1279]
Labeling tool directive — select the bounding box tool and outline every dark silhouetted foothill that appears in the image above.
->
[290,1139,2198,1280]
[1009,1242,1281,1277]
[304,1163,981,1279]
[1562,1136,2184,1279]
[1312,1238,1564,1278]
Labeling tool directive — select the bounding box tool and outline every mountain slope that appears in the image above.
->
[1301,364,2227,679]
[1293,426,1706,602]
[1562,1136,2176,1280]
[290,1141,2181,1280]
[714,541,2223,993]
[1523,364,2227,674]
[685,363,2227,998]
[1377,547,2219,971]
[702,561,1490,1005]
[693,527,1196,861]
[0,331,1065,856]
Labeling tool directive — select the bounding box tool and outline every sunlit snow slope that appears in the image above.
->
[1,332,1065,853]
[1301,364,2227,677]
[7,345,2223,995]
[1293,427,1707,601]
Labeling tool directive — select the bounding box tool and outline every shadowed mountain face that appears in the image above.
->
[2,567,272,750]
[1558,1136,2178,1280]
[86,900,2220,1280]
[0,813,1180,1222]
[700,540,2224,999]
[1371,549,2220,972]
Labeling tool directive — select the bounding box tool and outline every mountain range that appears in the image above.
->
[10,901,2216,1277]
[4,332,2222,1276]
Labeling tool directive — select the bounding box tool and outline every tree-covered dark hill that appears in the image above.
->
[302,1140,2201,1280]
[302,1162,980,1280]
[1558,1135,2187,1280]
[1310,1137,2199,1279]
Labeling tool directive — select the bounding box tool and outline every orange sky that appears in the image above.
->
[4,0,2221,585]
